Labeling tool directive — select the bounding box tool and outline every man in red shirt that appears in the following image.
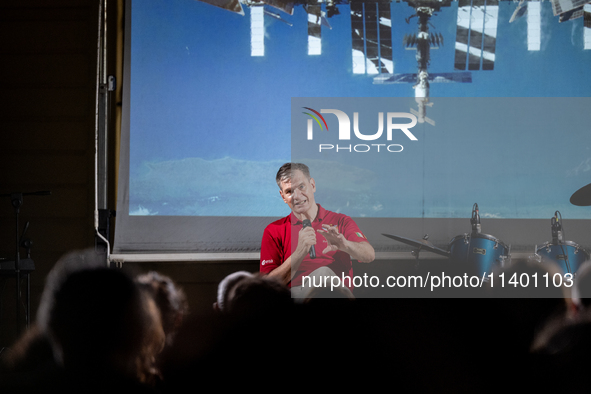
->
[260,163,375,299]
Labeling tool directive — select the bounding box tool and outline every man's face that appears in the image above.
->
[279,170,316,215]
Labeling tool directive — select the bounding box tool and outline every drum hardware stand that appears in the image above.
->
[552,211,572,274]
[460,233,471,262]
[561,246,572,275]
[409,234,432,269]
[498,252,509,267]
[503,244,511,266]
[409,235,424,268]
[569,184,591,274]
[410,248,421,268]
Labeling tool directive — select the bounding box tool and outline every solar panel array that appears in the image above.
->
[528,1,541,50]
[585,3,591,49]
[307,2,322,55]
[454,0,498,71]
[550,0,590,15]
[247,1,588,63]
[250,5,265,57]
[350,2,393,74]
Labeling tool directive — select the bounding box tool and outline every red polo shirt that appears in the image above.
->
[260,204,369,288]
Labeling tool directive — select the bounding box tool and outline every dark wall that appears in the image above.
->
[0,0,100,347]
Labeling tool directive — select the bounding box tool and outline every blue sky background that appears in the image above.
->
[128,0,591,218]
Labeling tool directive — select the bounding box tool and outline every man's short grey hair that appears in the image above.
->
[275,163,311,188]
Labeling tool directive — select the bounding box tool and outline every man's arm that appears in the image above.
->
[266,255,293,285]
[341,238,375,263]
[318,224,375,263]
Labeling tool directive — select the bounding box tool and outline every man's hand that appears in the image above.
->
[296,226,317,257]
[266,226,316,285]
[317,224,375,263]
[317,224,347,254]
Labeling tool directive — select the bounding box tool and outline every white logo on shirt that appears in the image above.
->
[262,260,273,265]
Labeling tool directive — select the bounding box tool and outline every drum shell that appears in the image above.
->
[449,233,509,276]
[535,241,590,275]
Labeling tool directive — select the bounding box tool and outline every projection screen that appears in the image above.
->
[113,0,591,261]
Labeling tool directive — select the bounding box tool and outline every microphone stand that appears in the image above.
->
[9,193,23,337]
[552,211,570,274]
[1,191,50,337]
[470,203,481,235]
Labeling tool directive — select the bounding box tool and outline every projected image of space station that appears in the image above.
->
[127,0,591,219]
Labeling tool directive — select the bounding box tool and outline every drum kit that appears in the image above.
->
[383,182,591,277]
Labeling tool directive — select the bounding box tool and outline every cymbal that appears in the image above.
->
[382,233,450,257]
[570,183,591,206]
